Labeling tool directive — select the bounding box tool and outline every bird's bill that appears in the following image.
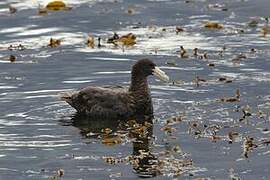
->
[152,66,170,82]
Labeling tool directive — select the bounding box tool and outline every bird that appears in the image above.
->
[59,59,169,121]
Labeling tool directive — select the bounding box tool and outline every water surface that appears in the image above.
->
[0,0,270,179]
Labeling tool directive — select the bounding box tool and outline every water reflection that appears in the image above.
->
[62,113,159,178]
[130,123,159,178]
[0,0,269,178]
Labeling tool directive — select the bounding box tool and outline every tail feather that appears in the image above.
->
[59,91,78,104]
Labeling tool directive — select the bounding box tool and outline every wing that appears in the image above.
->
[70,86,134,119]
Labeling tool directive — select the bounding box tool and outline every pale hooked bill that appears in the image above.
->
[153,66,170,82]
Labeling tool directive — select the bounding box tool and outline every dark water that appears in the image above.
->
[0,0,270,179]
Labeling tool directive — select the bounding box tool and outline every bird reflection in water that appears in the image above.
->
[61,114,160,178]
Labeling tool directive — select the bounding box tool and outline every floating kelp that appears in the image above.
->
[9,55,16,62]
[258,139,270,146]
[130,126,150,138]
[97,37,104,48]
[261,25,270,37]
[102,128,112,134]
[2,0,270,178]
[86,35,95,48]
[103,150,193,178]
[218,45,226,56]
[48,38,61,48]
[126,6,136,15]
[102,135,122,145]
[187,119,235,142]
[218,77,227,82]
[176,26,184,34]
[57,169,64,177]
[192,48,209,59]
[38,7,48,15]
[204,22,224,29]
[203,52,208,59]
[193,48,198,56]
[161,125,177,134]
[228,131,239,144]
[243,136,258,158]
[208,63,215,67]
[220,89,240,102]
[232,53,247,63]
[188,122,203,137]
[229,168,241,180]
[107,32,136,48]
[165,115,183,126]
[242,105,252,117]
[257,110,267,120]
[250,48,257,53]
[103,156,125,165]
[239,105,252,122]
[9,5,17,14]
[179,46,188,58]
[1,54,37,64]
[48,168,65,180]
[107,32,120,44]
[46,1,71,11]
[8,44,26,51]
[117,33,137,46]
[193,76,207,87]
[218,77,233,83]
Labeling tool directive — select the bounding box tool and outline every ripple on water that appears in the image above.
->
[0,89,73,100]
[0,131,74,148]
[62,80,95,84]
[0,84,17,89]
[92,71,130,75]
[88,57,134,62]
[0,0,270,179]
[3,0,98,11]
[0,140,72,148]
[75,26,217,56]
[152,85,211,93]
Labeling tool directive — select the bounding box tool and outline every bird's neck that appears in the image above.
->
[129,75,149,97]
[129,73,153,119]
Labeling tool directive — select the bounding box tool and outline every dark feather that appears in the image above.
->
[60,59,161,121]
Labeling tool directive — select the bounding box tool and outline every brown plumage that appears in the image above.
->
[59,59,169,120]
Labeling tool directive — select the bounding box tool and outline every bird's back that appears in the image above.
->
[61,86,134,119]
